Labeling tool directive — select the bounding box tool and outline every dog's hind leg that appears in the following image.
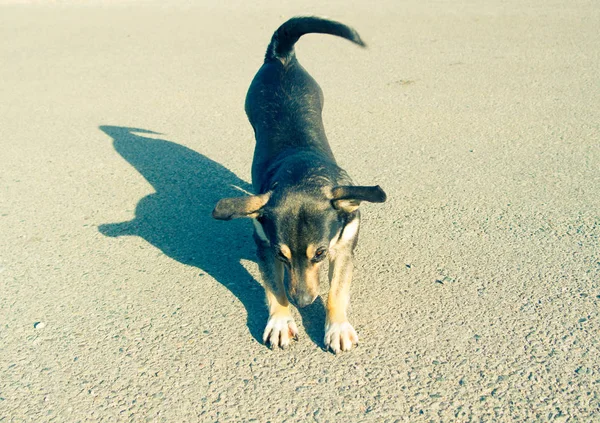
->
[256,240,298,349]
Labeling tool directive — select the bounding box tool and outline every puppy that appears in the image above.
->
[213,16,386,353]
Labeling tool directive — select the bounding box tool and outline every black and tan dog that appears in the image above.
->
[213,16,386,353]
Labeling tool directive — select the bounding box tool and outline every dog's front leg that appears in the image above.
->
[325,219,360,354]
[256,242,298,349]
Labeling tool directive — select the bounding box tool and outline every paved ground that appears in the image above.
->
[1,1,599,421]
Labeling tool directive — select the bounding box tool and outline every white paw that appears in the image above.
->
[324,321,359,354]
[263,314,298,349]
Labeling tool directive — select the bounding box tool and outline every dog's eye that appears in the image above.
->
[276,250,290,264]
[312,247,327,263]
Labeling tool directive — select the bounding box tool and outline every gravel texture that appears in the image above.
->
[1,1,599,421]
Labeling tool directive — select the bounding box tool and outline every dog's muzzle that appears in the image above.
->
[289,292,317,308]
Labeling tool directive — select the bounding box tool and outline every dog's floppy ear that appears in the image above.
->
[331,185,387,213]
[212,192,271,220]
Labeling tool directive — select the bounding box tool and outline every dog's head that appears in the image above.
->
[212,185,386,307]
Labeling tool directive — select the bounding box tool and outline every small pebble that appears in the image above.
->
[34,322,46,329]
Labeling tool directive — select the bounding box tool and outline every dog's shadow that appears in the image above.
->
[98,126,325,348]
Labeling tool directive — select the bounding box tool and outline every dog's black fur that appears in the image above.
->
[213,17,386,353]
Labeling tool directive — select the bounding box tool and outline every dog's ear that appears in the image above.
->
[212,192,271,220]
[331,185,387,213]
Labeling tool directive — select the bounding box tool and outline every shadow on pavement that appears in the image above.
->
[98,126,325,349]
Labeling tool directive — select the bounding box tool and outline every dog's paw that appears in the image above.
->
[263,314,298,349]
[324,321,359,354]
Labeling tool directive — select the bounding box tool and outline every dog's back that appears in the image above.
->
[245,17,365,191]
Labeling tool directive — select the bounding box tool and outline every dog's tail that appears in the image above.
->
[265,16,365,65]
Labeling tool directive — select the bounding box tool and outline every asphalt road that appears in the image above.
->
[1,1,599,421]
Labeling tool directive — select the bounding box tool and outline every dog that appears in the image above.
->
[212,16,386,353]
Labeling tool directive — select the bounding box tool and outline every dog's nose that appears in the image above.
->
[292,293,317,308]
